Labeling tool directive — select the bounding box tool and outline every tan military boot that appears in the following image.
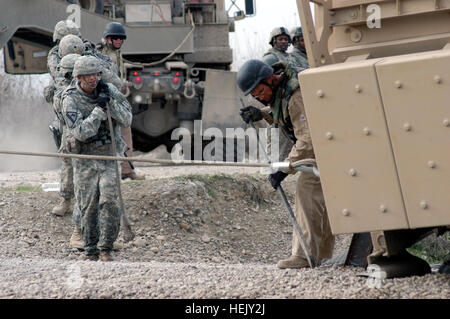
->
[52,198,72,216]
[121,171,145,180]
[70,226,84,250]
[277,256,310,269]
[99,251,113,262]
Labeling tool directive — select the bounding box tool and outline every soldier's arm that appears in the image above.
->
[260,106,274,125]
[47,46,60,80]
[262,53,279,67]
[62,95,107,142]
[285,89,315,172]
[107,84,132,128]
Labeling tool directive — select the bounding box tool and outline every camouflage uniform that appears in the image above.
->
[289,47,309,73]
[62,74,131,256]
[271,64,335,267]
[288,27,309,73]
[262,28,294,162]
[262,47,290,67]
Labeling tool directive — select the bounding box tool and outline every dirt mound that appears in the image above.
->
[0,173,321,264]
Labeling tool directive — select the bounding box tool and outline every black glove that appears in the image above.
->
[97,92,110,110]
[97,79,109,95]
[239,106,263,124]
[268,171,288,190]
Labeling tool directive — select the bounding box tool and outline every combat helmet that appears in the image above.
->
[73,55,102,77]
[58,34,85,58]
[290,27,303,40]
[53,20,81,42]
[236,59,273,96]
[57,53,81,79]
[268,27,291,46]
[103,22,127,39]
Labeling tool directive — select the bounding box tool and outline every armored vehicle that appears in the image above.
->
[0,0,255,158]
[297,0,449,276]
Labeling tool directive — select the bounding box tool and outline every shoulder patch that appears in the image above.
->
[65,112,78,129]
[300,114,306,121]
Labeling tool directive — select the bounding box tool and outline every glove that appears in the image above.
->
[97,92,110,110]
[97,79,109,95]
[239,106,263,124]
[268,171,288,190]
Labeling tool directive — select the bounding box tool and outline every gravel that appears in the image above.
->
[0,162,449,299]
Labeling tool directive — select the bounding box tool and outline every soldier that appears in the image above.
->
[262,27,291,66]
[47,20,82,81]
[260,28,294,164]
[288,27,309,72]
[61,55,132,261]
[50,35,86,216]
[97,22,145,181]
[236,60,335,269]
[51,53,85,250]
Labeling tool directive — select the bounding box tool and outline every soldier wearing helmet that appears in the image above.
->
[262,27,291,66]
[61,55,132,261]
[261,28,294,172]
[98,22,145,181]
[288,27,309,72]
[237,59,335,269]
[50,54,80,221]
[47,20,82,81]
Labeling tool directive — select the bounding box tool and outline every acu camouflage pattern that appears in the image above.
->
[61,81,131,254]
[289,47,309,73]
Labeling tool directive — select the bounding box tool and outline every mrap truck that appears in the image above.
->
[0,0,255,157]
[297,0,449,276]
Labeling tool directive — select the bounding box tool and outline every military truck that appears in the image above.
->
[0,0,255,158]
[296,0,449,276]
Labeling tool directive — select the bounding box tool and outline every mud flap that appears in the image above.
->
[344,232,373,268]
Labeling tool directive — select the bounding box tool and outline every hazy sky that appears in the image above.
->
[225,0,302,69]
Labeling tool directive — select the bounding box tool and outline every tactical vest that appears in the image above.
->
[64,86,112,147]
[272,64,300,143]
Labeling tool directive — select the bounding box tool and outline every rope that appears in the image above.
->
[121,10,195,67]
[0,149,272,168]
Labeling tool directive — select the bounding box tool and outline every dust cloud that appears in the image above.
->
[0,71,60,172]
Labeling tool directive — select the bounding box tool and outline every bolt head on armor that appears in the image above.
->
[236,59,274,96]
[269,27,291,46]
[72,55,103,77]
[53,20,81,42]
[58,34,85,58]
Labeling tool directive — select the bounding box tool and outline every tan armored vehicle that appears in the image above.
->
[296,0,450,276]
[1,0,255,158]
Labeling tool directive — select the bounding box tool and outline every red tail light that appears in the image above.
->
[133,76,142,84]
[172,77,180,84]
[132,71,138,76]
[154,72,159,76]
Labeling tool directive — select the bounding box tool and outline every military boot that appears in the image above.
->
[121,171,145,180]
[277,255,310,269]
[70,226,84,250]
[99,251,113,262]
[52,197,72,216]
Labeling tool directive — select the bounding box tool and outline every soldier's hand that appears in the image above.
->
[97,92,110,110]
[268,171,288,190]
[239,106,263,124]
[97,79,109,95]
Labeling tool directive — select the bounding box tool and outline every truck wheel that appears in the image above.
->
[78,0,104,14]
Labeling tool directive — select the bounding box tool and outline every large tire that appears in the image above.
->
[78,0,104,14]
